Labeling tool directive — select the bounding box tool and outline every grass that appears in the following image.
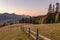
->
[23,23,60,40]
[0,23,60,40]
[0,24,29,40]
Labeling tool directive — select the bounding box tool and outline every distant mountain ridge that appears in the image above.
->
[0,13,30,20]
[0,13,30,24]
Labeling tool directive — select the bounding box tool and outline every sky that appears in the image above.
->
[0,0,60,16]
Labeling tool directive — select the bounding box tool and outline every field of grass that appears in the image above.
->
[0,23,60,40]
[22,23,60,40]
[0,24,29,40]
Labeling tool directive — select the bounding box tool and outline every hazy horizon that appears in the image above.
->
[0,0,60,16]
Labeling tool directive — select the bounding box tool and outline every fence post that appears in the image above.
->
[36,28,39,40]
[28,28,30,38]
[25,27,27,35]
[22,27,24,31]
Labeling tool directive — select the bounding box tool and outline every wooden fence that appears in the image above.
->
[20,26,51,40]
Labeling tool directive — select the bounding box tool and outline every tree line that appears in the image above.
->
[20,2,60,24]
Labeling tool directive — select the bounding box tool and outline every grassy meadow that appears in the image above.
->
[23,23,60,40]
[0,24,29,40]
[0,23,60,40]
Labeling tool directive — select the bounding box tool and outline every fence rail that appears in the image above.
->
[20,26,51,40]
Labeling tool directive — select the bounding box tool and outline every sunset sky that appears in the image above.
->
[0,0,60,16]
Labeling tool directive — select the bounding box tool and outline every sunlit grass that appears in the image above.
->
[24,23,60,40]
[0,24,28,40]
[0,23,60,40]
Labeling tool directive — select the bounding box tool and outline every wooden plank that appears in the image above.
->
[30,30,51,40]
[30,34,36,40]
[39,35,51,40]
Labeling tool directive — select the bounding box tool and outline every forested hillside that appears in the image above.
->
[20,2,60,24]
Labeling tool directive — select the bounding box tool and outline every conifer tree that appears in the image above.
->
[56,2,59,12]
[48,4,52,13]
[53,4,55,13]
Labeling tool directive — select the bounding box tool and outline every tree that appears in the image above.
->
[55,12,60,23]
[53,4,55,13]
[56,2,59,12]
[48,4,52,13]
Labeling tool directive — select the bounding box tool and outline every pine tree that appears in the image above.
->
[56,2,59,12]
[48,4,52,13]
[53,4,55,13]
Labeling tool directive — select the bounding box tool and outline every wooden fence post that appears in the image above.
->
[22,27,24,31]
[25,27,27,35]
[28,28,30,38]
[36,28,39,40]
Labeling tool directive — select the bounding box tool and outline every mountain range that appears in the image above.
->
[0,13,30,24]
